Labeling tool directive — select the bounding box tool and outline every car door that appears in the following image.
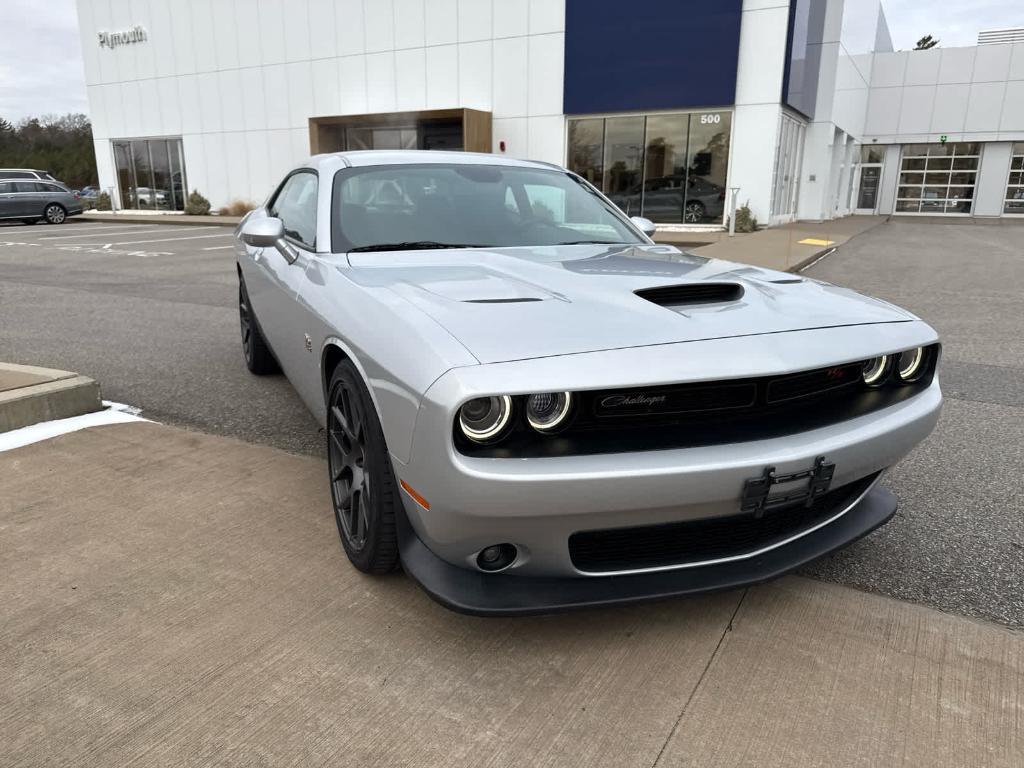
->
[0,181,18,218]
[10,181,39,217]
[241,170,321,397]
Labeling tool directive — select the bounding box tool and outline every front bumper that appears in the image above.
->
[398,484,898,616]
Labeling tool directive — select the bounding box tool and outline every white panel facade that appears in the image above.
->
[79,0,567,207]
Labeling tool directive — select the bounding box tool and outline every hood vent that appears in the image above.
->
[635,282,744,307]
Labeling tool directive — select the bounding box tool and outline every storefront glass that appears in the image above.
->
[112,137,187,211]
[567,111,732,224]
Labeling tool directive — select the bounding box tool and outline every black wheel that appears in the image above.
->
[44,204,66,224]
[683,200,706,223]
[327,360,399,574]
[238,278,278,374]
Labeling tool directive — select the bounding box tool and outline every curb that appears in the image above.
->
[78,213,241,227]
[0,363,104,434]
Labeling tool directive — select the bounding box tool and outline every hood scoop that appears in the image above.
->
[635,282,744,307]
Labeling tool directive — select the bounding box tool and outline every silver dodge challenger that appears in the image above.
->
[235,150,942,615]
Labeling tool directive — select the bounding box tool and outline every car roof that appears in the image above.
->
[0,168,49,173]
[305,150,563,173]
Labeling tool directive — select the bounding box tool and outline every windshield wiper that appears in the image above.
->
[348,241,485,252]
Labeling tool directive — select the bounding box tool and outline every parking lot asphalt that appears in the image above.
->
[0,217,1022,627]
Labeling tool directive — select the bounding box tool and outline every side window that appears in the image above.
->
[270,172,318,249]
[4,171,34,179]
[13,182,38,193]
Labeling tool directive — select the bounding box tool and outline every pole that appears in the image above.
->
[728,187,740,237]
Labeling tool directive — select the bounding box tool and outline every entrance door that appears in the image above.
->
[855,164,882,213]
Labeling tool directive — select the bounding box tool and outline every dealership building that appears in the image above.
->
[76,0,1024,227]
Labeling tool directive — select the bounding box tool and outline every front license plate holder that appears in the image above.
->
[740,456,835,518]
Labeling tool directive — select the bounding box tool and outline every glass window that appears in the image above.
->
[0,171,34,179]
[270,172,318,249]
[641,114,688,223]
[896,142,978,215]
[602,117,645,215]
[685,112,731,224]
[860,146,884,164]
[567,119,604,188]
[1006,144,1024,214]
[332,164,644,251]
[567,110,733,225]
[111,137,187,211]
[13,181,38,193]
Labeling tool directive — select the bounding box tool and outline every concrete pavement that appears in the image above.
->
[1,420,1021,767]
[0,362,101,433]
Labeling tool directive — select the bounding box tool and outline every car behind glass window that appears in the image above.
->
[270,172,318,249]
[332,164,643,252]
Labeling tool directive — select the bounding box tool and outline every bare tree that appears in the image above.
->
[914,35,939,50]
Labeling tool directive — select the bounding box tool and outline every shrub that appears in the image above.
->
[184,190,211,216]
[96,191,112,211]
[216,199,259,217]
[732,202,758,233]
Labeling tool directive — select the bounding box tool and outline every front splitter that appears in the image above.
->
[397,487,897,617]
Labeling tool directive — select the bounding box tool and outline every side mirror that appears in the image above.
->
[630,216,657,238]
[240,216,297,264]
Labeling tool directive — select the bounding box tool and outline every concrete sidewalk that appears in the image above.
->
[79,211,242,226]
[1,421,1020,766]
[0,362,101,433]
[659,215,889,272]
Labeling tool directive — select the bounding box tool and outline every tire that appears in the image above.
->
[238,278,279,374]
[326,360,400,574]
[683,200,705,224]
[44,204,66,224]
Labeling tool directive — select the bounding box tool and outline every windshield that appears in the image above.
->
[331,163,644,252]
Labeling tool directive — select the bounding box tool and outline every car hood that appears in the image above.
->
[346,244,913,364]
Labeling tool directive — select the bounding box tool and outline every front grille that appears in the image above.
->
[568,472,879,573]
[453,345,940,458]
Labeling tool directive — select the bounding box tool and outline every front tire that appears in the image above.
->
[327,360,400,574]
[44,204,66,224]
[238,278,278,374]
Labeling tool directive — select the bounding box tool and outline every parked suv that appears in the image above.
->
[0,168,60,182]
[0,179,84,224]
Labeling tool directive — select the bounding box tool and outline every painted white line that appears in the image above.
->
[202,244,235,251]
[0,402,150,453]
[102,233,233,245]
[38,226,220,241]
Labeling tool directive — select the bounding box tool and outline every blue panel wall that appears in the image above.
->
[563,0,743,115]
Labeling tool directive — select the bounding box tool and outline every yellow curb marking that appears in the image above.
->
[798,238,835,246]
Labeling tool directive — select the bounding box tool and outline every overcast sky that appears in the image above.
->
[1,0,1024,123]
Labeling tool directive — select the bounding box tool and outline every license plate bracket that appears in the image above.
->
[740,456,835,518]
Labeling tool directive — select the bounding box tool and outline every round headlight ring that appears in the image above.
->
[862,355,890,387]
[526,392,573,432]
[896,347,926,383]
[459,395,512,442]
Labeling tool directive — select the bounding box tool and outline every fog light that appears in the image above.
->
[896,347,926,382]
[862,355,890,387]
[476,543,517,572]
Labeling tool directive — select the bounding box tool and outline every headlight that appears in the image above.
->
[458,395,512,442]
[896,347,926,382]
[861,355,890,386]
[526,392,573,432]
